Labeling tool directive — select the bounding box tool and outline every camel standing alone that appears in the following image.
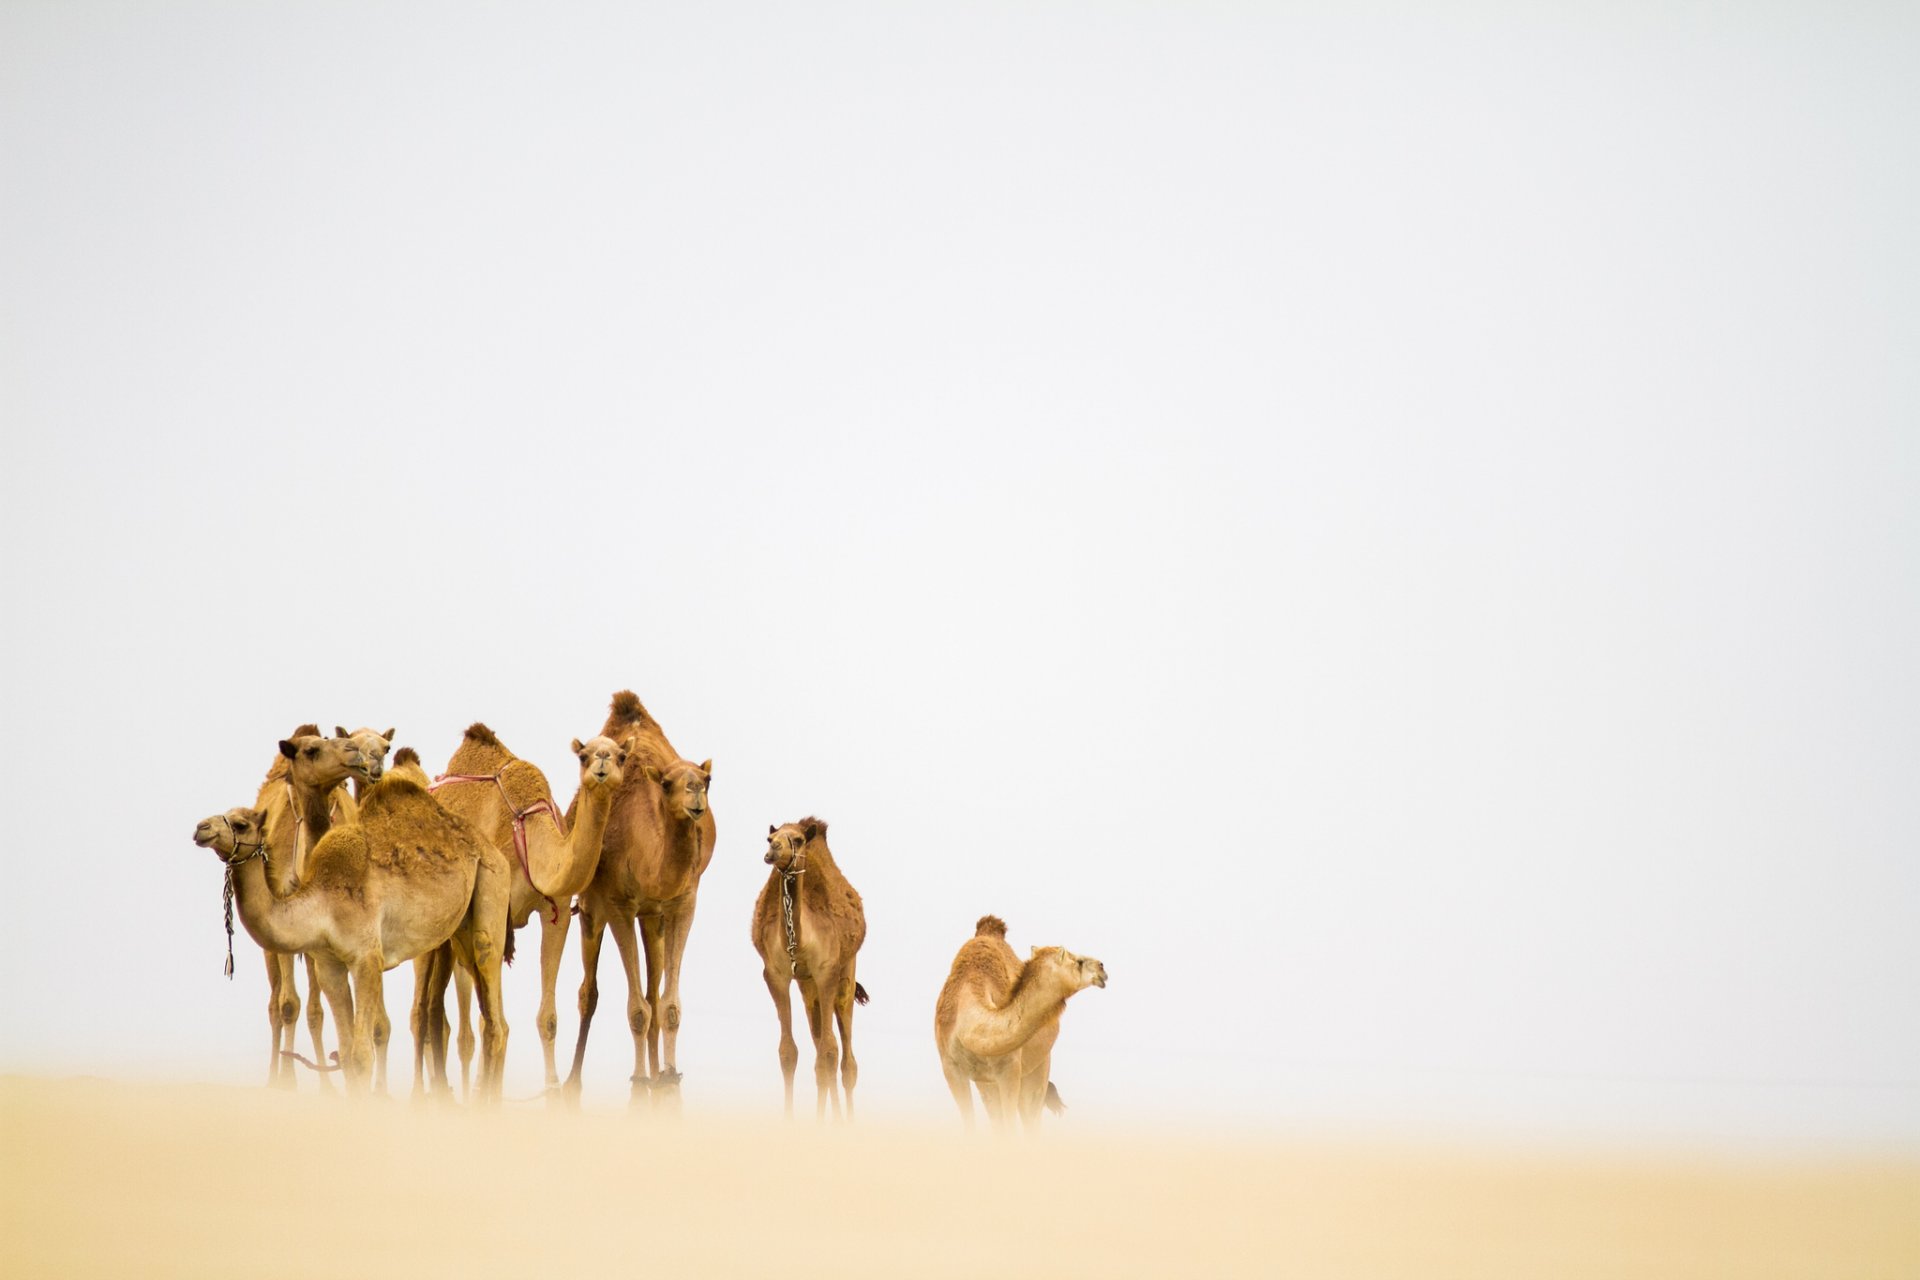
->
[934,916,1106,1132]
[751,819,868,1119]
[194,749,513,1097]
[568,690,716,1103]
[417,723,627,1096]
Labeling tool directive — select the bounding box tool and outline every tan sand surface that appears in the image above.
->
[1,1075,1914,1279]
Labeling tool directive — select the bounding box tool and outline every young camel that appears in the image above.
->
[934,916,1107,1133]
[751,819,869,1119]
[568,690,716,1105]
[247,728,369,1087]
[193,749,513,1098]
[413,722,628,1098]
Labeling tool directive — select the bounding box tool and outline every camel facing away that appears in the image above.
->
[934,916,1107,1133]
[413,722,628,1098]
[751,819,869,1120]
[568,690,716,1104]
[193,749,513,1098]
[247,728,369,1088]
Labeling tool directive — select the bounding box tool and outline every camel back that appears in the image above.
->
[443,722,554,817]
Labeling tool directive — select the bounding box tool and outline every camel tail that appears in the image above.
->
[281,1050,344,1074]
[503,925,516,967]
[1044,1081,1066,1115]
[853,982,869,1006]
[975,915,1008,938]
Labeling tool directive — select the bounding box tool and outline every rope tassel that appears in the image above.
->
[222,865,237,978]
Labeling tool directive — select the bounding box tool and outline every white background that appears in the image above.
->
[3,1,1915,1147]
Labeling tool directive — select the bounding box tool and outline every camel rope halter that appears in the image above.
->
[779,842,808,964]
[429,768,567,924]
[220,835,267,979]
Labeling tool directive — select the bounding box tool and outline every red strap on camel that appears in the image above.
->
[429,771,566,924]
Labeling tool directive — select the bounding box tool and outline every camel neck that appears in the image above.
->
[227,850,310,957]
[965,974,1073,1059]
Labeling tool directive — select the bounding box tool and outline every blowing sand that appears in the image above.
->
[1,1075,1914,1279]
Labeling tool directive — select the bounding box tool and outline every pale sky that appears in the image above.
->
[2,1,1915,1147]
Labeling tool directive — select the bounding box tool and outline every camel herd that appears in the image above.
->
[191,690,1106,1130]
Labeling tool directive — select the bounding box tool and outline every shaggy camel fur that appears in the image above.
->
[413,723,628,1097]
[751,819,869,1119]
[569,690,716,1104]
[194,750,513,1097]
[248,728,367,1087]
[934,916,1106,1133]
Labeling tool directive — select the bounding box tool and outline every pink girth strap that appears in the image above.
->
[429,771,566,924]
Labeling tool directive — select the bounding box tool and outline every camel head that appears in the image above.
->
[278,732,368,790]
[335,726,394,782]
[643,757,712,823]
[1027,946,1109,993]
[571,734,629,790]
[193,807,269,859]
[765,820,819,872]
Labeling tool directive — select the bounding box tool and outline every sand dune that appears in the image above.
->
[1,1075,1914,1279]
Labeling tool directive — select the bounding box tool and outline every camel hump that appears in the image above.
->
[975,915,1008,938]
[289,723,321,739]
[608,690,654,725]
[392,746,421,767]
[463,722,501,747]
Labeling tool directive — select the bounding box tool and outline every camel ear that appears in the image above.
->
[334,725,349,739]
[643,764,662,785]
[570,738,585,756]
[616,743,629,764]
[246,808,269,827]
[768,824,777,836]
[804,822,819,842]
[698,759,712,779]
[279,740,297,759]
[381,727,394,743]
[1030,947,1041,958]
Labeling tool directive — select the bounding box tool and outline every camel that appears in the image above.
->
[568,690,716,1104]
[192,748,513,1098]
[412,722,628,1098]
[246,727,369,1087]
[934,916,1107,1133]
[751,819,869,1119]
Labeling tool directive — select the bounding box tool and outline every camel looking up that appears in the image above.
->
[752,819,869,1120]
[934,916,1106,1133]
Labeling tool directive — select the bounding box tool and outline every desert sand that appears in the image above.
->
[1,1075,1914,1279]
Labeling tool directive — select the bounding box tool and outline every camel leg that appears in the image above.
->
[942,1061,975,1129]
[989,1073,1020,1135]
[565,905,606,1096]
[536,905,574,1091]
[467,866,511,1104]
[408,954,432,1098]
[638,914,665,1084]
[453,962,474,1101]
[796,976,839,1123]
[1017,1052,1051,1133]
[346,957,384,1093]
[761,967,798,1118]
[835,971,859,1122]
[301,953,331,1091]
[607,913,653,1105]
[370,988,392,1096]
[655,891,700,1085]
[263,951,288,1088]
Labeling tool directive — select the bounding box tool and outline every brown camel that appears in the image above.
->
[413,722,628,1098]
[247,728,368,1087]
[193,748,513,1098]
[934,916,1106,1133]
[568,690,716,1104]
[751,819,869,1119]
